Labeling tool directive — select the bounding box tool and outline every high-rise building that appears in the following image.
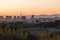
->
[21,16,26,19]
[14,16,17,19]
[31,15,34,19]
[17,16,20,19]
[5,16,12,19]
[0,16,4,19]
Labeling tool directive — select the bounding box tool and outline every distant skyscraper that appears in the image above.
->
[0,16,3,19]
[21,16,26,19]
[31,15,34,19]
[14,16,17,19]
[20,13,22,16]
[17,16,20,19]
[5,16,12,19]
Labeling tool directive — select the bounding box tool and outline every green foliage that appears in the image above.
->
[0,20,60,40]
[0,22,38,40]
[38,32,60,40]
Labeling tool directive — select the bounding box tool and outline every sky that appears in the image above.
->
[0,0,60,16]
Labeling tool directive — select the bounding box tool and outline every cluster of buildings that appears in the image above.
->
[0,15,60,23]
[0,15,60,35]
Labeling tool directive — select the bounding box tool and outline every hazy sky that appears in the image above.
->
[0,0,60,16]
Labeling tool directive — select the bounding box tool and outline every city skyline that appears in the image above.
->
[0,0,60,16]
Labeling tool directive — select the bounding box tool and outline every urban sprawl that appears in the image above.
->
[0,15,60,23]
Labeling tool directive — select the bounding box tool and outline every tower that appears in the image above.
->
[31,15,34,19]
[20,13,22,16]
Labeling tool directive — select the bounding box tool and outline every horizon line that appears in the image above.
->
[0,14,60,16]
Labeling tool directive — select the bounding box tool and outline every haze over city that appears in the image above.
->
[0,0,60,16]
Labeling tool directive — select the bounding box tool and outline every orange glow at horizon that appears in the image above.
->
[0,0,60,16]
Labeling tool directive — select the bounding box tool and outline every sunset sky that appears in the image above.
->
[0,0,60,16]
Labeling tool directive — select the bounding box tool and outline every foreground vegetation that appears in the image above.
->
[38,32,60,40]
[24,20,60,28]
[0,22,38,40]
[0,20,60,40]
